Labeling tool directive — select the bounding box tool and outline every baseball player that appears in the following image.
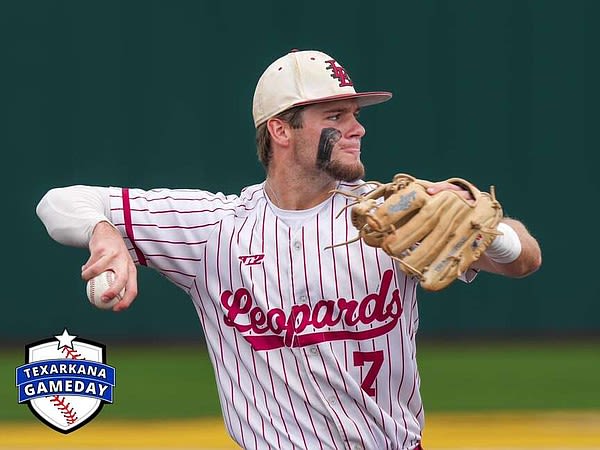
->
[36,50,541,450]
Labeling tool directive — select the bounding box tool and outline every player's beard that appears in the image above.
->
[320,158,365,182]
[315,127,364,182]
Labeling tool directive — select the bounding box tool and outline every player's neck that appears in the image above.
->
[265,173,337,211]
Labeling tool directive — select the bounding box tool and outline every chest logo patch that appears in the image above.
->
[239,254,265,266]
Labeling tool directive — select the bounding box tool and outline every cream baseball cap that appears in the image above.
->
[252,49,392,128]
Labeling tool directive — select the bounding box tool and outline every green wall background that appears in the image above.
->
[2,0,598,341]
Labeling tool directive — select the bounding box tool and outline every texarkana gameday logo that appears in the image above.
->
[16,329,116,433]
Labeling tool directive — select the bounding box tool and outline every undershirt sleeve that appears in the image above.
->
[36,185,112,248]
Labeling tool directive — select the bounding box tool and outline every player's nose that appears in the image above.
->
[348,115,366,139]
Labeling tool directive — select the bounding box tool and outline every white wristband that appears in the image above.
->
[485,222,522,264]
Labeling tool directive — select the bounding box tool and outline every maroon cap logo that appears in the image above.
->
[325,59,353,87]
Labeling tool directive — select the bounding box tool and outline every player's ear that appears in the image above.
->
[266,118,292,147]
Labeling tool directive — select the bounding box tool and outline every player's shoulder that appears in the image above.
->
[239,182,265,203]
[110,184,266,217]
[233,183,266,214]
[121,187,235,204]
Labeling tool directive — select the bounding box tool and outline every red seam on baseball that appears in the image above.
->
[89,278,96,302]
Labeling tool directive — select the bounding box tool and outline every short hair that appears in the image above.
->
[255,106,305,170]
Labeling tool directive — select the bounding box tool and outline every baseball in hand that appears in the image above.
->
[86,270,124,310]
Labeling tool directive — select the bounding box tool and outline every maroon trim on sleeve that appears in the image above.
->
[122,188,148,266]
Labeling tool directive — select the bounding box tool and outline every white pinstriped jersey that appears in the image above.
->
[108,182,427,450]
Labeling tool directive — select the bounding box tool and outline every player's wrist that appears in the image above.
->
[88,218,119,242]
[485,222,522,264]
[93,219,117,232]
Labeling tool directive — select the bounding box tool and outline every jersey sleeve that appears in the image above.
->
[107,186,238,292]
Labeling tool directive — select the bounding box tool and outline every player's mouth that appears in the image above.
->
[339,146,361,155]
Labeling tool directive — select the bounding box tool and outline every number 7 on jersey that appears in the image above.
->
[353,350,384,397]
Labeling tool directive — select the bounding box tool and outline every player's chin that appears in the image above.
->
[324,160,365,182]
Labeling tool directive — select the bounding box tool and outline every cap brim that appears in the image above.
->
[255,91,393,127]
[291,91,393,109]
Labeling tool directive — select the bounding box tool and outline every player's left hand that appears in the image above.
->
[425,181,476,204]
[333,173,503,290]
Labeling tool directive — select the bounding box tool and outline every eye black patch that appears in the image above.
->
[317,128,342,168]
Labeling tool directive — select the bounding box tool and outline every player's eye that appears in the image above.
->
[327,113,341,121]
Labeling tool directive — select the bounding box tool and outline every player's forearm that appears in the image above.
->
[476,218,542,277]
[36,186,112,248]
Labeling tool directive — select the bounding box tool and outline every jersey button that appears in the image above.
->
[352,445,364,450]
[293,240,301,250]
[298,295,307,304]
[309,346,319,355]
[327,395,337,405]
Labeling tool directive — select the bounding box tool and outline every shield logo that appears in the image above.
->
[16,329,116,433]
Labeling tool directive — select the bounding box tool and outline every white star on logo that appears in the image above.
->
[54,329,77,349]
